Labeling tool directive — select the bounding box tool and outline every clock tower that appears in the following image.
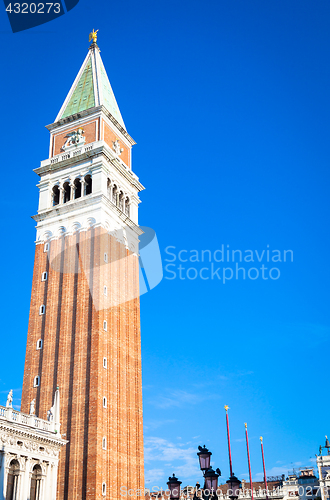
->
[21,35,145,500]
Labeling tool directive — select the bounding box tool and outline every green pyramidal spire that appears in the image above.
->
[56,42,125,129]
[61,59,95,119]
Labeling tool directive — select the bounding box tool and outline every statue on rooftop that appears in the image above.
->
[6,390,13,408]
[29,399,35,416]
[89,29,98,44]
[47,406,54,422]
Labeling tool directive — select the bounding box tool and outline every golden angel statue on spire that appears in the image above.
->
[89,29,99,44]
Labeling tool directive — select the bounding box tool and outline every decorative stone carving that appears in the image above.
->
[112,139,123,156]
[57,226,66,235]
[43,230,52,240]
[71,222,82,233]
[62,128,86,151]
[86,217,96,227]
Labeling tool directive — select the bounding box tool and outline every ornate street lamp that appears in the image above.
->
[226,474,241,500]
[196,446,221,499]
[167,474,182,500]
[197,446,212,472]
[204,467,220,493]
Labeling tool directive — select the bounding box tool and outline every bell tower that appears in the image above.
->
[21,34,145,500]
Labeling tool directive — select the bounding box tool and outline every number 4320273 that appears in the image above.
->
[6,3,61,13]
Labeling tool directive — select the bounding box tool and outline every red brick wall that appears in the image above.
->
[22,227,144,500]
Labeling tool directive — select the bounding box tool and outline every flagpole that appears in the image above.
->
[224,406,233,477]
[260,437,268,500]
[245,423,254,500]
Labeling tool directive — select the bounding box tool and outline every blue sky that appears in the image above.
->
[1,0,330,491]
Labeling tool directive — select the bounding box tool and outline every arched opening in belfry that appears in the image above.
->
[85,175,92,195]
[74,178,81,199]
[6,459,20,500]
[107,178,111,199]
[30,464,42,500]
[112,185,118,205]
[119,191,124,211]
[52,185,60,206]
[63,182,71,203]
[125,197,130,217]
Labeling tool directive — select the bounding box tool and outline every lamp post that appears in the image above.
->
[204,467,220,493]
[224,407,241,500]
[197,445,212,472]
[245,424,254,500]
[226,475,241,500]
[196,446,221,499]
[167,474,182,500]
[260,437,268,500]
[224,406,233,477]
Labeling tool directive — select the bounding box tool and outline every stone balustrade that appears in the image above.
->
[0,405,60,435]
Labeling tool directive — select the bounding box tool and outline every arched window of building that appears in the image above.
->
[6,459,20,500]
[41,272,47,282]
[34,376,40,387]
[85,175,92,195]
[125,197,130,217]
[39,305,45,315]
[103,397,107,408]
[63,182,71,203]
[74,178,81,199]
[36,339,43,350]
[30,464,42,500]
[52,185,60,206]
[102,437,107,450]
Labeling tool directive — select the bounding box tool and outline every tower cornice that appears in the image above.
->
[46,105,136,146]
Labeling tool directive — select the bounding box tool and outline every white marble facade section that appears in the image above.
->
[0,426,64,500]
